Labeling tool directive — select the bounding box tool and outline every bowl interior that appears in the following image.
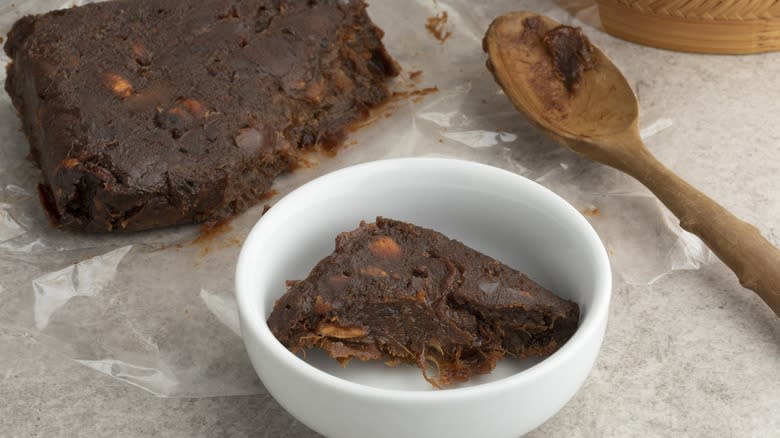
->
[238,158,609,391]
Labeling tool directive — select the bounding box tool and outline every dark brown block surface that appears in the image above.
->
[268,218,580,387]
[5,0,398,232]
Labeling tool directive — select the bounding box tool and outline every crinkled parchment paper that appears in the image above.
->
[0,0,710,397]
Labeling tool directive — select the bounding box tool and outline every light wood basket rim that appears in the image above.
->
[596,0,780,22]
[597,0,780,54]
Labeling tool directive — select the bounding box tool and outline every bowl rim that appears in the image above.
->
[235,157,611,402]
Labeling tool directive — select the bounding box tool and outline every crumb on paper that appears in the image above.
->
[409,70,423,82]
[426,11,452,43]
[582,206,601,217]
[391,87,439,101]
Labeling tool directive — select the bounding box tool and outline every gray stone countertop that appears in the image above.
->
[3,265,778,437]
[1,1,779,437]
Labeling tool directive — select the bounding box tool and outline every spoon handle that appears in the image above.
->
[619,142,780,315]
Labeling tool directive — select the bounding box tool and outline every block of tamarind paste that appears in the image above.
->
[267,217,580,387]
[4,0,398,232]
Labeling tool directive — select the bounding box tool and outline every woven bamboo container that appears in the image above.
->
[596,0,780,54]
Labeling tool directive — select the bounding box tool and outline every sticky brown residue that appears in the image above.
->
[409,70,423,82]
[194,219,234,245]
[202,194,274,250]
[390,86,439,101]
[199,238,244,255]
[521,16,546,41]
[582,207,601,217]
[348,86,439,132]
[260,189,278,201]
[426,11,452,43]
[502,17,593,111]
[543,25,595,93]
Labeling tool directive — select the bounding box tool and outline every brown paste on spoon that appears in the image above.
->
[519,17,595,94]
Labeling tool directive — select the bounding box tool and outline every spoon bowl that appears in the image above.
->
[485,12,637,147]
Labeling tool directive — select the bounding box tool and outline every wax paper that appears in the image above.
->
[0,0,711,397]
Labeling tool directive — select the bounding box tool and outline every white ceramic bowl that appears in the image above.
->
[236,158,611,438]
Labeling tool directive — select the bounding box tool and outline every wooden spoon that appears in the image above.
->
[484,12,780,315]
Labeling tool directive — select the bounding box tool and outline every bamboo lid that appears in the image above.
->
[597,0,780,54]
